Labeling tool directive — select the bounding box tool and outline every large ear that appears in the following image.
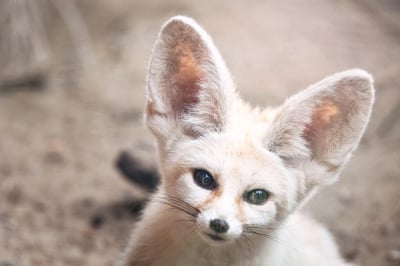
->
[145,16,235,141]
[265,69,375,188]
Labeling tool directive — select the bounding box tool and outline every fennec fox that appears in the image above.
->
[119,16,374,266]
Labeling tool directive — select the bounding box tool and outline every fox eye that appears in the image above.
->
[245,189,269,205]
[193,169,215,190]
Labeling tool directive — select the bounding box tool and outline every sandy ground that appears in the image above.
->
[0,0,400,265]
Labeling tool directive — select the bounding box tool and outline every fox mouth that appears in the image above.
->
[205,233,226,241]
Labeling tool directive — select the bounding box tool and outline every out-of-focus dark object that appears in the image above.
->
[115,150,159,192]
[0,0,51,91]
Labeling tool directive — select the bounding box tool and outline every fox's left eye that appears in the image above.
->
[245,189,269,205]
[193,169,216,190]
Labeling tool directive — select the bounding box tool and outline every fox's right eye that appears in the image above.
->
[193,169,216,190]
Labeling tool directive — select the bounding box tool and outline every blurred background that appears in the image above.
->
[0,0,399,265]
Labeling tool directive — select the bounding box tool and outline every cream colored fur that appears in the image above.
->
[119,16,374,266]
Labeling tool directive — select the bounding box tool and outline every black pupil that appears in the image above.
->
[194,169,215,190]
[202,175,211,185]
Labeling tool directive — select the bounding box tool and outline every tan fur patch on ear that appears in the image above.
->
[315,101,339,124]
[304,100,340,142]
[174,43,203,84]
[160,20,208,115]
[170,41,203,112]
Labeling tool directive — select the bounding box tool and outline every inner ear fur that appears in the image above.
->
[266,69,374,178]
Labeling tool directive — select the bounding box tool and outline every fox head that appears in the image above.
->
[144,16,374,245]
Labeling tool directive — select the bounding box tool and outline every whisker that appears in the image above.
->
[242,228,290,248]
[151,193,200,220]
[152,198,196,217]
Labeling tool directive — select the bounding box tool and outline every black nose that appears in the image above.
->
[209,219,229,233]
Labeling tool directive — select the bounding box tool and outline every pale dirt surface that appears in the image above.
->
[0,1,400,265]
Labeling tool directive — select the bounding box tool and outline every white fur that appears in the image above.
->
[119,16,374,266]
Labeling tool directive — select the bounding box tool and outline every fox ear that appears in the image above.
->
[266,69,375,187]
[145,16,235,141]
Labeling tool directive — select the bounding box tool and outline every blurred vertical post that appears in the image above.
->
[0,0,51,90]
[51,0,97,78]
